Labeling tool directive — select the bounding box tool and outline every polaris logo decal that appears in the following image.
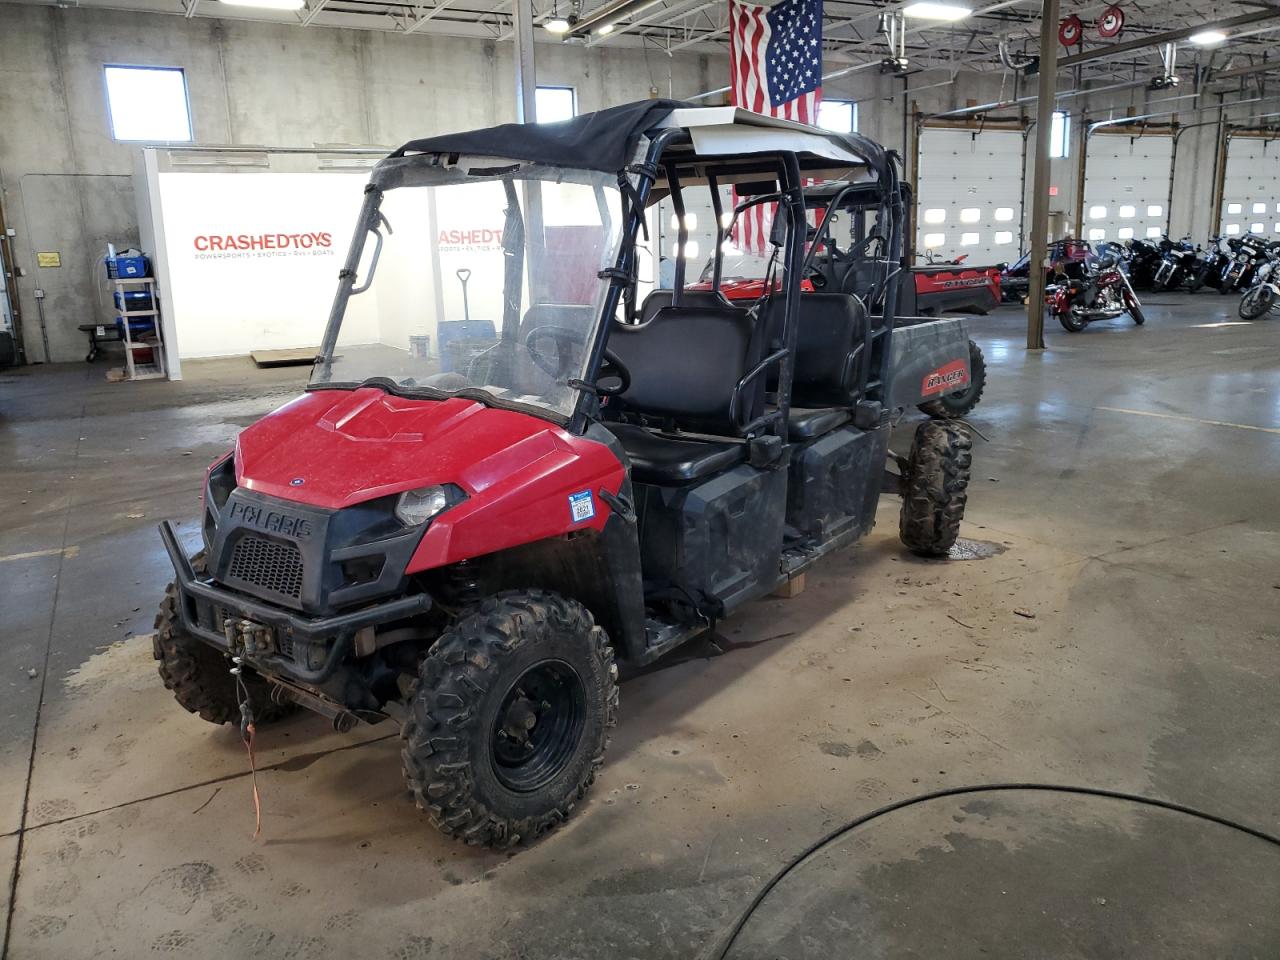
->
[568,490,595,524]
[227,501,315,539]
[921,359,969,396]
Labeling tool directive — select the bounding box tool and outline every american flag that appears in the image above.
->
[729,0,824,251]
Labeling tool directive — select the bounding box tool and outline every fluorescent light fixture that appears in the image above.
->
[902,2,970,21]
[595,22,615,35]
[1189,30,1226,45]
[220,0,305,9]
[544,15,571,32]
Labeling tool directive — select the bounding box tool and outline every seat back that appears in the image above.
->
[764,293,866,408]
[637,289,726,323]
[609,305,762,434]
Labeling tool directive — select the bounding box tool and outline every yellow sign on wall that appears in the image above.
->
[36,252,61,268]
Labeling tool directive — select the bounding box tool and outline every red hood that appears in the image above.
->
[235,389,591,510]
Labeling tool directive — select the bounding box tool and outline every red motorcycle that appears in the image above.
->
[1046,254,1146,332]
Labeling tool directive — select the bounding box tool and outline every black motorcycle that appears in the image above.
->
[1122,237,1163,291]
[1191,236,1230,291]
[1151,236,1201,292]
[1220,237,1266,294]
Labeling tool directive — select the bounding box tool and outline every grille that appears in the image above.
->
[227,536,304,600]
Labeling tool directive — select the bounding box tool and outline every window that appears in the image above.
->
[670,212,698,230]
[923,208,946,224]
[959,208,980,224]
[1147,205,1163,217]
[104,65,192,142]
[1118,205,1136,218]
[1146,226,1162,238]
[1275,223,1280,233]
[923,233,946,248]
[680,240,700,260]
[1118,227,1134,240]
[1088,227,1106,241]
[1049,111,1069,159]
[1227,202,1243,215]
[960,232,980,246]
[1253,202,1267,214]
[1089,205,1107,220]
[994,207,1014,222]
[1225,223,1241,235]
[1250,223,1264,234]
[816,99,857,134]
[535,86,576,123]
[994,230,1013,245]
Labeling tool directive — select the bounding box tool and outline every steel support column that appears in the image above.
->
[1026,0,1059,350]
[513,0,536,123]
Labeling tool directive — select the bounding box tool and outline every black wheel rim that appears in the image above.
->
[490,660,585,793]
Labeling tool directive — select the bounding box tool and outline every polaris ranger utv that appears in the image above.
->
[156,101,974,847]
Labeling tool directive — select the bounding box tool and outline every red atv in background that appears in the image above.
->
[1046,251,1146,332]
[154,102,974,847]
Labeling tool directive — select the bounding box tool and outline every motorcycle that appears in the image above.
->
[1151,236,1201,292]
[1220,237,1265,294]
[1123,237,1164,291]
[1046,254,1146,332]
[1238,243,1280,320]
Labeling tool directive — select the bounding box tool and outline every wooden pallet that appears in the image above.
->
[250,348,319,368]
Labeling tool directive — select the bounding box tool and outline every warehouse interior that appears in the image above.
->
[1,0,1279,955]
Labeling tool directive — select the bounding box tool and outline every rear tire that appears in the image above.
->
[1239,285,1276,320]
[918,339,986,419]
[401,590,618,847]
[899,420,972,558]
[1057,308,1087,333]
[153,552,296,726]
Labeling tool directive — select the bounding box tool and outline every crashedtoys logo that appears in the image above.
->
[192,232,334,260]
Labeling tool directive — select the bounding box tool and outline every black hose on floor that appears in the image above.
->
[707,782,1280,960]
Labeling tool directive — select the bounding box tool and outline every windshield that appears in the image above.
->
[311,161,625,420]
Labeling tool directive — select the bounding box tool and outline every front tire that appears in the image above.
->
[401,590,618,847]
[1239,285,1276,320]
[153,553,296,726]
[899,420,972,558]
[1128,300,1146,325]
[918,340,987,419]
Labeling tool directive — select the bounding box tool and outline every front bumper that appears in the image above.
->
[159,521,431,685]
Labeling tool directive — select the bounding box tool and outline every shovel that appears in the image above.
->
[456,268,472,323]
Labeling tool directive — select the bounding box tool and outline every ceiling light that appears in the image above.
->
[902,1,970,21]
[219,0,305,9]
[1189,30,1226,46]
[595,22,615,35]
[544,15,571,32]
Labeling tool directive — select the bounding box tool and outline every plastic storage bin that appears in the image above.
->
[113,289,155,312]
[105,255,149,279]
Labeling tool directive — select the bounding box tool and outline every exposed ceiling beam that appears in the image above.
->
[1057,8,1280,69]
[300,0,330,25]
[1210,56,1277,82]
[403,0,466,33]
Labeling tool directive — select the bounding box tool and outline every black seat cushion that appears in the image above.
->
[788,407,850,441]
[609,304,762,435]
[606,423,746,484]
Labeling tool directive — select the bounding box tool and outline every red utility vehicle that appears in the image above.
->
[156,102,974,846]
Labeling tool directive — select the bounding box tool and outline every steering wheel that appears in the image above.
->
[524,325,581,379]
[595,348,631,397]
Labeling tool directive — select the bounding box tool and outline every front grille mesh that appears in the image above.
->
[227,536,304,600]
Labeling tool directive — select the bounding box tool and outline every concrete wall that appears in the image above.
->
[0,5,723,363]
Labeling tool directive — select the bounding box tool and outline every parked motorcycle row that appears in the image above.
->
[999,233,1280,332]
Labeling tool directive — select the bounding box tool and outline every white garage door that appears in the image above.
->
[916,127,1025,265]
[1082,132,1172,246]
[1219,136,1280,240]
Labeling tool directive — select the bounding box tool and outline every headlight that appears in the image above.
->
[395,485,465,526]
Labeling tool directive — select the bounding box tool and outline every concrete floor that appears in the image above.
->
[1,298,1278,959]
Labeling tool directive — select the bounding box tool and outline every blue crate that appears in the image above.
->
[105,255,149,279]
[116,317,157,338]
[113,290,154,312]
